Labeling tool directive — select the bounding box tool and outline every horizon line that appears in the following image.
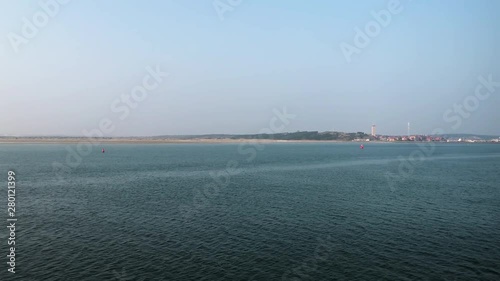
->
[1,131,499,138]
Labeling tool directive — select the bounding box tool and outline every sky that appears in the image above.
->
[1,0,499,136]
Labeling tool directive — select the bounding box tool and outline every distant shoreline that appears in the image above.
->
[0,138,350,144]
[0,138,498,145]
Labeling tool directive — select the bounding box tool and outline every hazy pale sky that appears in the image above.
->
[1,0,499,136]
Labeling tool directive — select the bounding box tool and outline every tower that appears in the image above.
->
[408,122,410,137]
[371,124,376,136]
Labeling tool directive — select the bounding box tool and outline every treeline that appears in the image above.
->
[230,131,370,141]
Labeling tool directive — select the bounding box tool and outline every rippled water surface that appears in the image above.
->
[1,143,499,280]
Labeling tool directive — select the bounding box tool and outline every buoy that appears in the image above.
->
[360,144,364,149]
[102,148,105,153]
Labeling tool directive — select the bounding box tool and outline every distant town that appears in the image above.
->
[229,131,500,143]
[361,134,500,143]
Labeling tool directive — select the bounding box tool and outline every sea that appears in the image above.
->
[0,142,499,281]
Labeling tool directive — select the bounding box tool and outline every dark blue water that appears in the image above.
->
[1,142,499,280]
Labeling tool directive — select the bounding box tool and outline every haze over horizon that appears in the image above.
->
[1,131,500,139]
[1,0,499,137]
